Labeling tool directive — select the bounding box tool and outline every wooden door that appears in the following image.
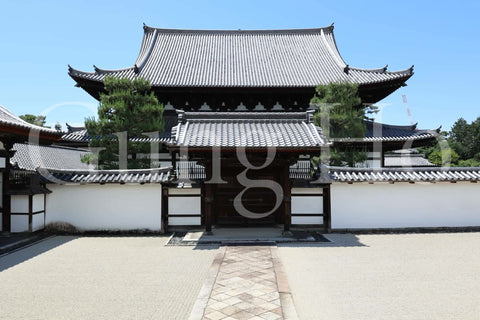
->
[213,162,284,226]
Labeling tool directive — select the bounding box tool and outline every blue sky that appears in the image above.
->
[0,0,479,131]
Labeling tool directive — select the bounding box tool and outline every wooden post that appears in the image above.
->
[283,162,292,234]
[204,182,213,233]
[200,182,205,225]
[28,195,33,232]
[323,185,332,232]
[161,186,169,233]
[2,141,13,232]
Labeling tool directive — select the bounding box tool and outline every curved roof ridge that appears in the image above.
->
[93,65,136,74]
[69,64,136,77]
[350,65,388,73]
[350,64,413,75]
[386,65,414,75]
[142,24,334,34]
[320,26,347,68]
[135,28,158,73]
[182,111,308,121]
[0,105,61,134]
[364,120,417,131]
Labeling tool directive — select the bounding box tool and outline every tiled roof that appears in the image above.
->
[69,25,413,88]
[41,167,171,184]
[0,105,63,136]
[60,115,177,144]
[329,167,480,183]
[384,153,435,167]
[170,111,327,149]
[11,143,94,171]
[363,121,439,142]
[332,121,439,143]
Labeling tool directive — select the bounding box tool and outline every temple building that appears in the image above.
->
[3,24,477,234]
[63,25,440,231]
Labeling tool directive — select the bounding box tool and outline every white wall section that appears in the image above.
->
[46,184,162,231]
[331,182,480,229]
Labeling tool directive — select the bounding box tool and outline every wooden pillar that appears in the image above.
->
[204,182,213,233]
[283,162,292,233]
[28,194,33,232]
[323,185,332,232]
[161,185,169,233]
[2,141,13,232]
[200,182,205,225]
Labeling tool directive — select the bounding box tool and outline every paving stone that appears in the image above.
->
[198,246,289,319]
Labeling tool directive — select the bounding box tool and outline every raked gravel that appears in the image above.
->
[0,236,218,320]
[278,233,480,320]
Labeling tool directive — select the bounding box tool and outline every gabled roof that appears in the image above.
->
[0,105,63,142]
[69,25,413,89]
[170,111,327,149]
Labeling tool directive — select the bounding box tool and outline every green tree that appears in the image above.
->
[449,117,480,160]
[428,148,459,166]
[311,82,376,167]
[85,77,164,169]
[20,114,47,127]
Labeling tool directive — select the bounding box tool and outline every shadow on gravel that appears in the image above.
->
[0,236,76,272]
[277,233,368,248]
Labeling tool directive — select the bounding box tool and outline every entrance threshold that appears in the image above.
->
[166,226,329,246]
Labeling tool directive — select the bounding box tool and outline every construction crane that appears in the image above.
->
[402,94,415,126]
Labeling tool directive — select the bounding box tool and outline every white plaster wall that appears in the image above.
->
[169,188,201,195]
[168,217,201,226]
[46,184,162,231]
[291,188,323,225]
[169,197,201,215]
[11,215,28,233]
[168,188,201,225]
[331,182,480,229]
[292,196,323,214]
[32,212,44,232]
[292,216,323,225]
[33,194,44,212]
[11,195,29,213]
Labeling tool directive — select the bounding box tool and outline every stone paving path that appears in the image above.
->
[190,245,298,320]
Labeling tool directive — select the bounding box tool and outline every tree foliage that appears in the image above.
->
[311,82,376,167]
[417,117,480,167]
[20,114,47,127]
[84,77,164,169]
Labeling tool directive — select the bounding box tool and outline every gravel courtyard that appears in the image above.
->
[1,233,479,320]
[0,236,218,320]
[278,232,480,320]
